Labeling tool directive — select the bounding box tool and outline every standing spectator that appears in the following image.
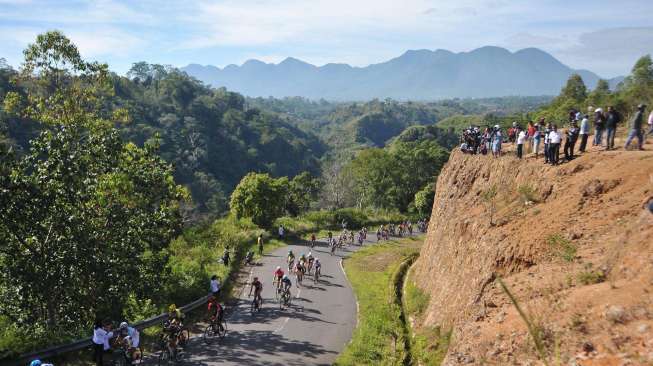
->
[578,114,590,152]
[491,125,503,158]
[593,108,605,146]
[92,318,113,366]
[210,275,221,296]
[624,104,647,150]
[647,110,653,136]
[278,225,285,239]
[548,125,562,165]
[605,106,622,150]
[564,121,579,160]
[527,121,536,153]
[543,122,552,163]
[534,119,545,157]
[257,234,263,255]
[508,122,517,143]
[516,127,526,159]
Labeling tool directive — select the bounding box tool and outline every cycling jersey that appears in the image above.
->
[252,280,263,292]
[274,268,284,278]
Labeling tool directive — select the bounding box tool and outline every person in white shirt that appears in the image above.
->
[119,321,140,348]
[548,125,562,165]
[210,275,221,296]
[648,110,653,136]
[278,225,285,239]
[578,114,590,152]
[92,319,114,366]
[516,128,526,159]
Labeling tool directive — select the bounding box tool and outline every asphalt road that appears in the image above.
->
[179,236,367,366]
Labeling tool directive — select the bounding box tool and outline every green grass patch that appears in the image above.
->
[335,236,422,366]
[403,275,429,318]
[576,263,606,285]
[546,234,577,262]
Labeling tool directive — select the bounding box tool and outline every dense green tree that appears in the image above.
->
[0,32,185,332]
[229,173,289,228]
[560,74,587,103]
[286,172,321,215]
[623,55,653,105]
[587,79,611,109]
[413,184,435,217]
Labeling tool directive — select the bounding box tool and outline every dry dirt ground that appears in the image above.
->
[413,135,653,365]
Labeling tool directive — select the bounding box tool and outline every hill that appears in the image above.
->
[183,47,622,100]
[412,145,653,364]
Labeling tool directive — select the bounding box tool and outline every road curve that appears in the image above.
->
[181,237,364,365]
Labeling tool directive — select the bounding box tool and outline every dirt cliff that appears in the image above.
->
[413,145,653,365]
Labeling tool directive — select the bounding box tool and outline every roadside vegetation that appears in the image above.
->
[335,236,422,366]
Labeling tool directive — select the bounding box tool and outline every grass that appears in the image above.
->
[517,184,539,203]
[546,234,577,262]
[404,269,451,366]
[576,263,606,285]
[335,236,422,366]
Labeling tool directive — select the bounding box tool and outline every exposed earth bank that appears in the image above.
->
[413,146,653,365]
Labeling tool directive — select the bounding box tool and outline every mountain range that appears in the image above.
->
[182,46,623,101]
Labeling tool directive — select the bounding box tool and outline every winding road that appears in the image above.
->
[180,237,365,365]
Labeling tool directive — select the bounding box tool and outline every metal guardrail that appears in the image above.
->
[4,294,211,366]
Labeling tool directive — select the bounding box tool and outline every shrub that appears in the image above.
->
[546,234,577,262]
[518,184,539,203]
[577,263,606,285]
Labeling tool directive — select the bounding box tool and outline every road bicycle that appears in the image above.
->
[313,267,320,283]
[250,296,262,314]
[112,336,143,366]
[203,316,227,344]
[279,288,292,309]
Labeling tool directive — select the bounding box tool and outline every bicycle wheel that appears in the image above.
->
[158,348,170,366]
[218,320,227,339]
[203,323,216,345]
[178,329,190,348]
[278,294,284,309]
[114,350,127,366]
[251,299,257,314]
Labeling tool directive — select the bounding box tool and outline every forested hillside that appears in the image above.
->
[1,60,326,219]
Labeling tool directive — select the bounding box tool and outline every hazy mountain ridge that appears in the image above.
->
[183,46,623,101]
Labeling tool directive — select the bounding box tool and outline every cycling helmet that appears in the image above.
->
[308,251,312,256]
[30,360,41,366]
[168,304,177,312]
[119,321,128,329]
[282,274,288,280]
[276,266,281,270]
[253,276,259,281]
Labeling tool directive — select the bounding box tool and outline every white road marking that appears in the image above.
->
[274,317,290,333]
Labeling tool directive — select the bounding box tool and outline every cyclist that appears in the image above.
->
[281,274,292,293]
[273,266,284,288]
[118,321,140,349]
[294,259,305,285]
[248,277,263,308]
[163,304,185,348]
[287,250,295,270]
[299,253,306,265]
[307,252,314,273]
[207,296,224,325]
[314,258,321,277]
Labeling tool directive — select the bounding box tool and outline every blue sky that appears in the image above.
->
[1,0,652,77]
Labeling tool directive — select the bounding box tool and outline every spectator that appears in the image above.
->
[257,234,263,255]
[527,121,536,153]
[534,119,545,158]
[516,127,526,159]
[564,121,579,160]
[210,275,221,297]
[605,106,622,150]
[593,108,605,146]
[543,122,553,164]
[548,125,562,165]
[624,104,647,150]
[578,114,590,152]
[491,125,503,158]
[92,318,113,366]
[508,122,517,143]
[648,110,653,136]
[278,225,285,239]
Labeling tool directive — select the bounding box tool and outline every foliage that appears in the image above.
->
[413,184,435,217]
[0,31,185,355]
[576,263,606,285]
[403,277,429,317]
[229,172,289,228]
[517,184,539,203]
[345,138,449,212]
[546,234,577,262]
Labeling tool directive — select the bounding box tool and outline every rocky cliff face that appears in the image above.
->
[413,148,653,364]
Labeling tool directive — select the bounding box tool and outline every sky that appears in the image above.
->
[1,0,652,78]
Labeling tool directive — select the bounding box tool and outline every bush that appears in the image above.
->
[546,234,577,262]
[577,263,606,285]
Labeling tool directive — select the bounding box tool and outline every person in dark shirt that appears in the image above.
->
[624,104,646,150]
[564,121,579,160]
[605,106,622,150]
[593,108,605,146]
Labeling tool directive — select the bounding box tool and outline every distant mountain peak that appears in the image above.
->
[181,46,614,100]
